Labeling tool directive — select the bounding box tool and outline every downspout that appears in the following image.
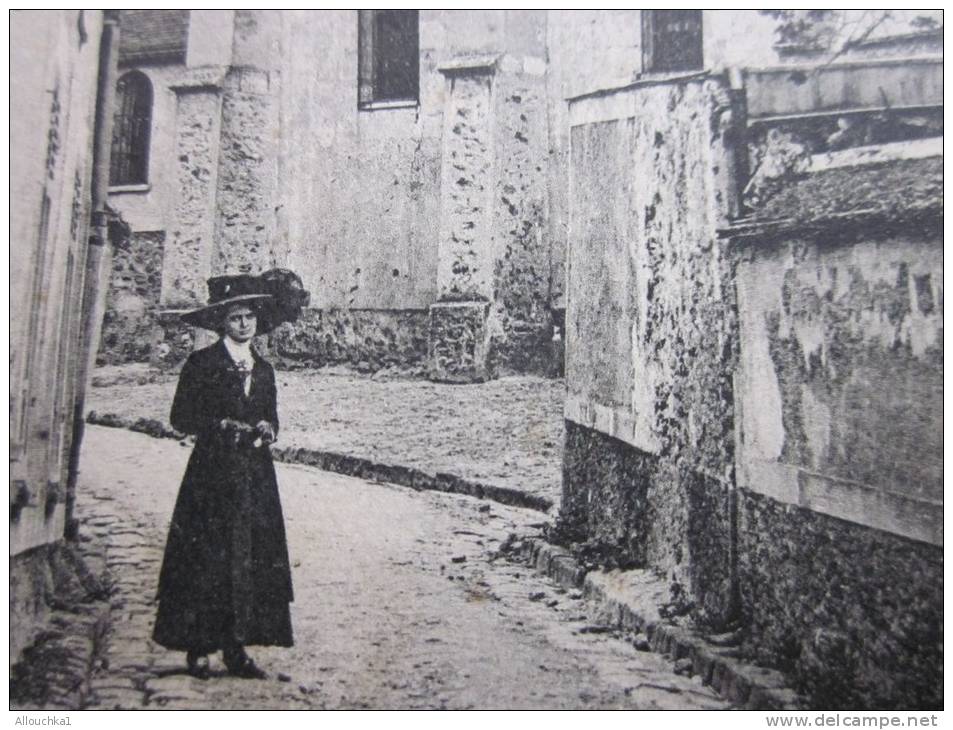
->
[64,9,121,538]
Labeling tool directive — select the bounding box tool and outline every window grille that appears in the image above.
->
[110,71,152,185]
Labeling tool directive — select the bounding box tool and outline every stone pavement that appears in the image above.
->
[87,364,564,511]
[76,425,728,710]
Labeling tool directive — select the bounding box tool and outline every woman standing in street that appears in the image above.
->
[152,276,294,680]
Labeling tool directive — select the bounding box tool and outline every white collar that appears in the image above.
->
[223,336,254,366]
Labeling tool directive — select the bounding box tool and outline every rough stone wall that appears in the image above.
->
[563,77,741,626]
[737,489,942,709]
[428,302,492,383]
[98,232,164,364]
[436,67,496,301]
[161,72,223,307]
[213,66,282,276]
[276,12,559,376]
[488,56,554,374]
[266,308,428,372]
[433,54,555,377]
[10,547,53,664]
[561,421,655,565]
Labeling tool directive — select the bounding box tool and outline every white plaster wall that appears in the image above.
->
[277,10,546,311]
[11,10,103,555]
[107,63,183,233]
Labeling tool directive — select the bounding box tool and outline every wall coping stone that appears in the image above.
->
[437,54,500,76]
[567,70,711,105]
[565,394,660,455]
[169,65,228,93]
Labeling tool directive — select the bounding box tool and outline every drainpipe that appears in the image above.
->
[64,9,121,539]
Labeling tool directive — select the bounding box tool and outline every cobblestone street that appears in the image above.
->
[77,426,726,710]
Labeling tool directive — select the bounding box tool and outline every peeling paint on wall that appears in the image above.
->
[736,233,943,533]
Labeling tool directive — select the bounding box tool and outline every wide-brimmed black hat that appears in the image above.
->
[181,269,310,334]
[181,274,272,333]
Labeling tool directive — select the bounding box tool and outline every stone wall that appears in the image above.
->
[487,54,555,374]
[102,11,569,376]
[97,231,164,364]
[266,307,429,372]
[562,75,742,626]
[432,46,556,378]
[278,10,442,312]
[213,64,282,277]
[737,489,942,708]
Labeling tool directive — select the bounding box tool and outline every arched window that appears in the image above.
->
[110,71,152,186]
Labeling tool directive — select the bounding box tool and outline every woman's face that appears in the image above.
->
[223,305,257,343]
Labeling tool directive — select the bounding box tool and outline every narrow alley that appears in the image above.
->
[77,426,726,710]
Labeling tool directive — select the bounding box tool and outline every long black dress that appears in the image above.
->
[153,339,294,653]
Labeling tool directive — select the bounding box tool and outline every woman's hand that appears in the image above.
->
[219,418,254,446]
[255,421,277,446]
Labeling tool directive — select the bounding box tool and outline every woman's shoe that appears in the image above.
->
[228,657,268,680]
[186,650,210,680]
[224,646,267,680]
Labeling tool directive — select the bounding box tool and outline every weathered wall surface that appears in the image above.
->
[487,52,554,374]
[562,76,742,626]
[432,39,555,376]
[278,11,557,377]
[10,9,103,661]
[436,64,496,302]
[428,301,493,382]
[213,66,282,276]
[733,228,942,708]
[161,67,225,307]
[735,233,942,540]
[266,308,429,372]
[98,232,165,364]
[277,10,442,311]
[737,490,942,709]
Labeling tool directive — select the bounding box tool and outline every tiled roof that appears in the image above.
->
[727,156,942,239]
[118,10,189,66]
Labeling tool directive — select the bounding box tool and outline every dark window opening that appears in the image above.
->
[110,70,152,186]
[358,10,419,107]
[643,10,704,73]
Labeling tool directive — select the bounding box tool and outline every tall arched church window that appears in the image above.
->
[109,71,152,186]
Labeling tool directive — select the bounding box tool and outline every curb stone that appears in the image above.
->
[86,411,553,514]
[520,537,806,710]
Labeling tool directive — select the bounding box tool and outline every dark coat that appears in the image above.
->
[152,340,294,653]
